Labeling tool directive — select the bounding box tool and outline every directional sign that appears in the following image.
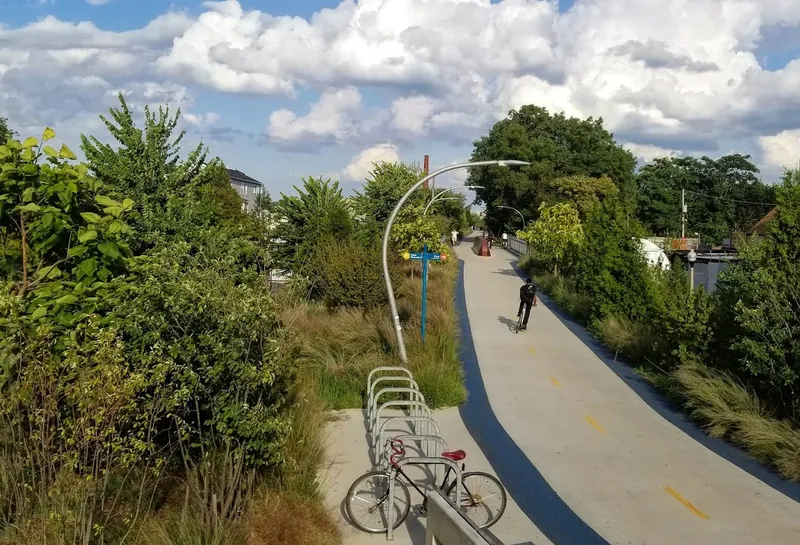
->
[408,251,446,261]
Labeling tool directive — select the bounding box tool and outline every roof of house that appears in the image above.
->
[227,168,263,187]
[751,206,778,236]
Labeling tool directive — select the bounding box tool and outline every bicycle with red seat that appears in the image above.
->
[345,438,507,533]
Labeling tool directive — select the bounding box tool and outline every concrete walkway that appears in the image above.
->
[320,408,550,545]
[455,235,800,545]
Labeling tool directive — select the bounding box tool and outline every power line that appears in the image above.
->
[684,189,776,207]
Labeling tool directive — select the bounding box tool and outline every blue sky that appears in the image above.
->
[3,0,800,199]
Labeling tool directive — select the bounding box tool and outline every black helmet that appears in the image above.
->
[525,277,532,284]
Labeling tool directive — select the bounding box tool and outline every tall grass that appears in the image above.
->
[283,260,466,409]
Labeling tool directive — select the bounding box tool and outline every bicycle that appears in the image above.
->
[345,438,507,533]
[514,312,523,334]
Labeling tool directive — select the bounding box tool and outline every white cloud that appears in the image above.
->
[86,0,114,5]
[3,0,800,178]
[267,87,362,148]
[759,130,800,169]
[624,143,679,163]
[340,143,402,181]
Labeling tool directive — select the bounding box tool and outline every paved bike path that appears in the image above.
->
[454,235,800,545]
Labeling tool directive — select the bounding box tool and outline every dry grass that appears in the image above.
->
[597,315,658,363]
[675,364,800,481]
[282,260,466,410]
[244,491,339,545]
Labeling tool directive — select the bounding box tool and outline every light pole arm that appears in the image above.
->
[423,196,461,216]
[382,160,527,363]
[498,205,526,229]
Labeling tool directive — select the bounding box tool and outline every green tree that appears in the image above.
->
[274,177,352,269]
[518,202,583,276]
[548,174,619,218]
[636,154,774,242]
[0,116,12,145]
[576,197,652,321]
[712,169,800,421]
[81,94,207,204]
[468,105,637,233]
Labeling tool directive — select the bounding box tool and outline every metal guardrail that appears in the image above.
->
[506,236,529,256]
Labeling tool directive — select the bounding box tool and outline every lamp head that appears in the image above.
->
[687,249,697,263]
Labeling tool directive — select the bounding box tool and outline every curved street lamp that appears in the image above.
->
[497,205,527,229]
[423,185,484,216]
[382,160,529,363]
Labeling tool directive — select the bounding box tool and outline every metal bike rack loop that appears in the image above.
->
[368,367,414,399]
[370,388,427,433]
[376,415,439,464]
[373,401,432,447]
[386,457,462,541]
[368,376,420,421]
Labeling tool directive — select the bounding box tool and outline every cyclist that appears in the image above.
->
[517,277,538,331]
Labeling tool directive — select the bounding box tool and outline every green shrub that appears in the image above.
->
[308,238,401,309]
[112,241,292,468]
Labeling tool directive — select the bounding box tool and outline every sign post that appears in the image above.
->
[403,245,447,343]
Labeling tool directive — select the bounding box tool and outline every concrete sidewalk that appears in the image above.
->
[320,408,549,545]
[455,235,800,544]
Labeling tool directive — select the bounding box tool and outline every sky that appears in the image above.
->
[3,0,800,199]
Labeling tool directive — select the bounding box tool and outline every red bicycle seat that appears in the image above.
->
[441,450,466,461]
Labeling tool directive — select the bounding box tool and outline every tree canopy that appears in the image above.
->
[468,105,637,234]
[636,154,775,242]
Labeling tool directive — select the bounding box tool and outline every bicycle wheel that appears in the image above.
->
[446,471,507,529]
[345,471,411,533]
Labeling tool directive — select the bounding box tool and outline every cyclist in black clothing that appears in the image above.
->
[517,278,538,331]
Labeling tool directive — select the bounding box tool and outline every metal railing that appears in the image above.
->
[506,235,530,256]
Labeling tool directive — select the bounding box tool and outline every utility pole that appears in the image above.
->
[681,188,686,239]
[423,155,430,190]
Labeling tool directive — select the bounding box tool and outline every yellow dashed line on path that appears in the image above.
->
[584,415,606,433]
[549,376,561,387]
[527,347,536,355]
[663,486,709,520]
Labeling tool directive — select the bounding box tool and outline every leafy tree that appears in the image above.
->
[636,154,774,242]
[0,116,12,145]
[547,174,619,218]
[518,202,583,276]
[81,93,207,205]
[274,177,352,270]
[0,129,132,300]
[576,197,652,321]
[712,169,800,421]
[391,204,446,255]
[468,105,637,233]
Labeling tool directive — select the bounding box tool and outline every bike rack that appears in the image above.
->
[386,456,462,541]
[367,367,414,401]
[373,401,432,448]
[387,434,447,460]
[370,388,427,433]
[376,415,439,465]
[383,433,449,480]
[367,376,420,421]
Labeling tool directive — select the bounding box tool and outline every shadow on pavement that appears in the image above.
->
[497,315,517,332]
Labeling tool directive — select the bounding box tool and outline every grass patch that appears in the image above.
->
[674,364,800,481]
[283,260,466,410]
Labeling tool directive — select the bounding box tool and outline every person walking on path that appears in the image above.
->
[517,277,538,331]
[501,232,508,248]
[451,230,458,246]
